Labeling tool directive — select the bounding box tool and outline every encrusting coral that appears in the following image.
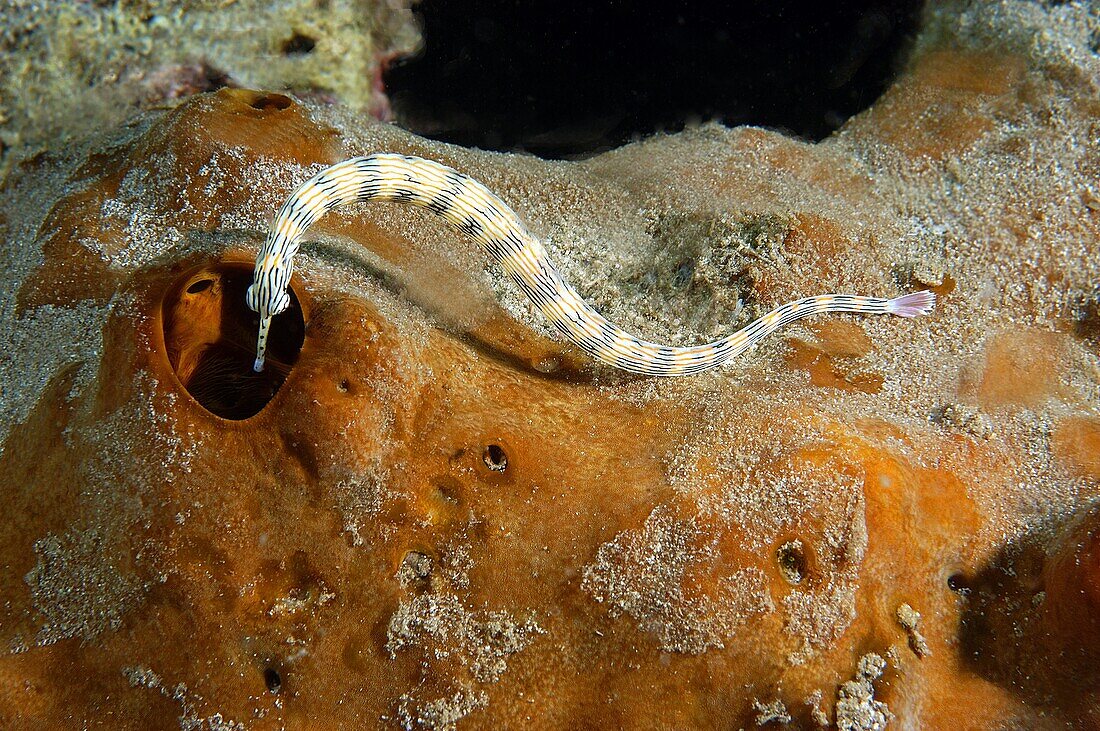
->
[0,1,1099,729]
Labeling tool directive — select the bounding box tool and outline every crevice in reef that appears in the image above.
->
[161,261,305,420]
[385,1,925,157]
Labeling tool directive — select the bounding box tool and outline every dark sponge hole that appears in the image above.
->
[777,539,808,585]
[282,32,317,55]
[483,444,508,473]
[948,572,972,596]
[250,92,293,111]
[385,1,924,158]
[264,667,282,693]
[162,262,305,420]
[186,278,214,294]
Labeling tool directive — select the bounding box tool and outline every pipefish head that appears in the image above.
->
[253,314,272,372]
[247,272,291,373]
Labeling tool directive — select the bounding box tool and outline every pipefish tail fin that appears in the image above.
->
[886,290,936,318]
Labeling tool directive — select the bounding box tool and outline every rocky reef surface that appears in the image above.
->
[0,0,420,176]
[0,1,1099,729]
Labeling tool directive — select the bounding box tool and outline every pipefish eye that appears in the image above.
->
[272,290,292,315]
[245,284,260,312]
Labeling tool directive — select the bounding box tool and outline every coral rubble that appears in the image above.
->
[0,1,1098,729]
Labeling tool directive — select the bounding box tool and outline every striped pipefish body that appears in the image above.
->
[247,153,935,376]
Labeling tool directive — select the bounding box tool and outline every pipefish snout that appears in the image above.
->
[247,153,934,376]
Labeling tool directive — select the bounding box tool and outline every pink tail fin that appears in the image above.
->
[886,290,936,318]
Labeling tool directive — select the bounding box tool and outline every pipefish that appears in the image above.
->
[247,154,934,376]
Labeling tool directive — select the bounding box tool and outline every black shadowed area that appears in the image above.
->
[385,1,925,158]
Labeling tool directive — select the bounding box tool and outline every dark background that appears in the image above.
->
[384,1,926,158]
